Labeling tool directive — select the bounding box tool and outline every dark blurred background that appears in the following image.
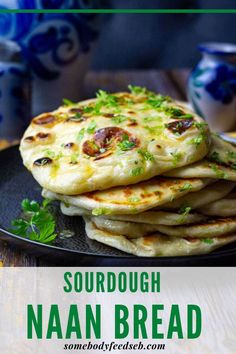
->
[91,0,236,70]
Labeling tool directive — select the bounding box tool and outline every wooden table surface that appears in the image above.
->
[0,69,190,266]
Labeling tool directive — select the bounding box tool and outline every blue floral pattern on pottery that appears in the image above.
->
[0,1,100,80]
[0,61,30,139]
[205,65,236,104]
[188,42,236,131]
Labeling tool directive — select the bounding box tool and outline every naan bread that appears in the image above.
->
[155,218,236,238]
[207,134,236,168]
[164,160,236,180]
[91,217,164,238]
[61,202,206,225]
[199,194,236,217]
[95,216,236,239]
[165,134,236,180]
[20,88,209,195]
[84,217,236,257]
[91,215,206,238]
[42,177,210,215]
[162,180,236,210]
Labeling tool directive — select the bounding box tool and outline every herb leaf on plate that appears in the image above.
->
[10,199,57,244]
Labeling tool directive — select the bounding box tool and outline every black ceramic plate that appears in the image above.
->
[0,146,236,266]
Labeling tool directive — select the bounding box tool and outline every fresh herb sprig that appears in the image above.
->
[63,98,76,106]
[10,199,57,244]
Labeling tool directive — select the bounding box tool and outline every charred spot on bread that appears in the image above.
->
[36,132,50,140]
[166,118,194,135]
[24,136,35,142]
[82,127,140,157]
[33,157,53,166]
[33,114,56,126]
[64,142,76,149]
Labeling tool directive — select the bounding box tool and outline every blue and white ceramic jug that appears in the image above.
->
[188,42,236,132]
[0,0,102,115]
[0,40,30,140]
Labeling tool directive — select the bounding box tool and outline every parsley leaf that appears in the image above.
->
[10,199,57,244]
[131,166,144,176]
[70,112,84,121]
[76,128,85,142]
[180,183,193,192]
[92,208,112,216]
[86,120,97,134]
[96,89,118,108]
[128,85,148,95]
[202,238,214,244]
[170,151,182,166]
[137,148,155,161]
[118,135,136,151]
[147,95,170,109]
[209,151,222,164]
[210,163,228,179]
[128,197,141,203]
[111,115,127,124]
[179,206,192,215]
[227,150,236,159]
[63,98,76,106]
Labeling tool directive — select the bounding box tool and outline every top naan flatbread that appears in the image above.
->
[20,87,209,195]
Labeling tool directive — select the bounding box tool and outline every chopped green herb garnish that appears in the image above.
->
[128,197,141,203]
[111,115,127,124]
[70,153,79,164]
[118,140,136,151]
[179,206,192,214]
[131,166,144,176]
[86,120,97,134]
[96,89,118,108]
[202,238,214,244]
[76,128,85,142]
[118,135,136,151]
[170,151,182,166]
[177,206,192,222]
[209,151,222,164]
[227,150,236,159]
[128,85,148,95]
[143,116,163,122]
[10,199,57,244]
[177,114,194,119]
[210,163,228,179]
[70,112,83,121]
[92,208,112,216]
[42,149,63,160]
[190,122,208,147]
[166,107,184,117]
[137,148,155,161]
[147,95,170,109]
[143,124,164,135]
[83,106,94,114]
[191,134,204,147]
[63,98,75,106]
[42,149,56,159]
[180,183,193,192]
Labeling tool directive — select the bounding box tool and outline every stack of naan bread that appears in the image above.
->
[20,86,236,257]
